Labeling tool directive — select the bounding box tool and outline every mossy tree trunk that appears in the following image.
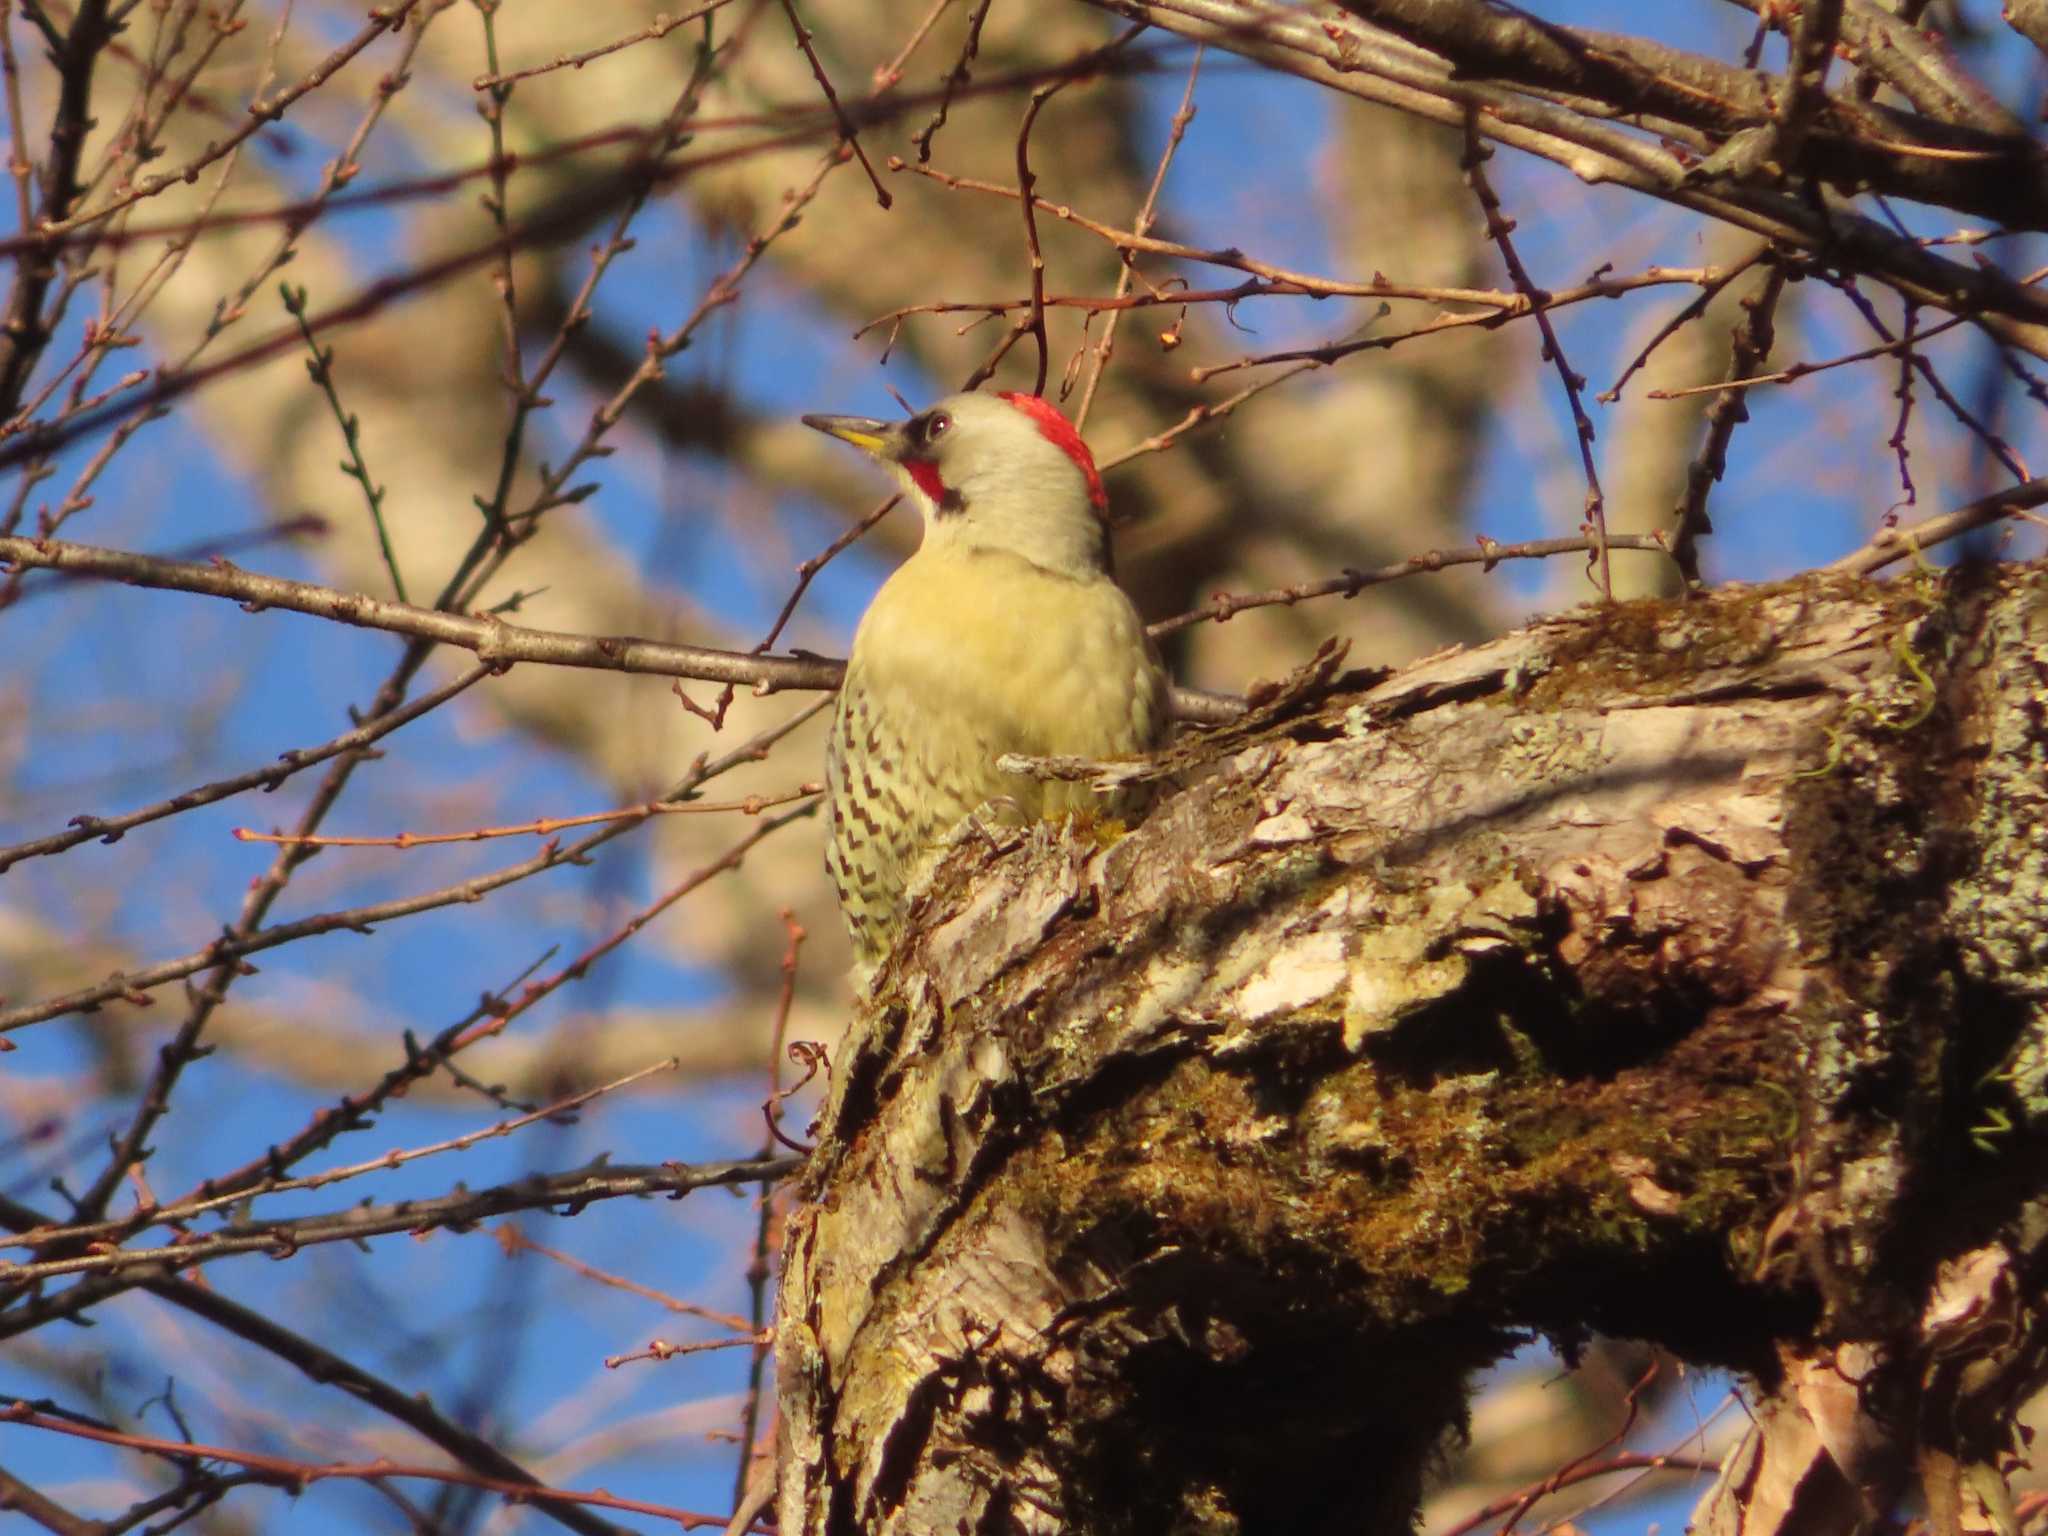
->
[775,564,2048,1536]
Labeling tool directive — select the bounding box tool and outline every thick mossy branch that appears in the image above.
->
[778,565,2048,1536]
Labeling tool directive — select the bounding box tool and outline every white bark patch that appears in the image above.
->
[1233,927,1349,1021]
[928,834,1081,1006]
[1250,803,1316,847]
[1125,954,1209,1041]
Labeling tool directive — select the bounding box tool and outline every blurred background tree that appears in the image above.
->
[1,2,2044,1532]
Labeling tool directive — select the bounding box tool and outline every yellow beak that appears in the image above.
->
[801,413,894,460]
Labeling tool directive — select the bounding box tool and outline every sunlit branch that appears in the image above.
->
[0,531,1240,722]
[1,1150,798,1284]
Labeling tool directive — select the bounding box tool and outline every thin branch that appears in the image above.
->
[6,1059,685,1258]
[1826,272,2031,482]
[873,0,954,90]
[280,280,406,601]
[0,530,840,686]
[470,0,737,90]
[0,1463,96,1536]
[1888,299,1920,510]
[0,531,1240,722]
[1647,309,1975,399]
[1461,109,1610,599]
[171,696,829,1206]
[1000,23,1151,396]
[231,784,820,849]
[0,1402,754,1532]
[756,494,899,656]
[1074,42,1200,430]
[0,0,112,415]
[735,912,807,1506]
[1095,360,1318,472]
[1827,476,2048,576]
[0,662,493,874]
[1672,261,1789,586]
[0,802,812,1035]
[2,1150,794,1284]
[605,1334,765,1369]
[433,807,815,1058]
[781,0,890,206]
[888,155,1726,316]
[37,0,422,237]
[495,1224,751,1331]
[1601,243,1768,403]
[909,0,992,162]
[0,1189,644,1536]
[1146,533,1673,639]
[1074,0,2048,365]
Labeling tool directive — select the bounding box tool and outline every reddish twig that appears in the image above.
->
[910,0,993,162]
[38,2,423,238]
[2,1062,686,1279]
[1672,260,1789,586]
[0,1401,753,1531]
[1460,109,1610,600]
[605,1333,768,1370]
[441,808,814,1057]
[1147,533,1674,638]
[1074,43,1201,429]
[781,0,890,207]
[874,0,956,90]
[0,661,492,874]
[1096,361,1319,473]
[1825,272,2030,482]
[495,1225,752,1332]
[231,784,820,849]
[1889,300,1921,510]
[471,0,737,90]
[1600,242,1769,403]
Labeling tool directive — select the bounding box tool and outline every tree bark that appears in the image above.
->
[776,563,2048,1536]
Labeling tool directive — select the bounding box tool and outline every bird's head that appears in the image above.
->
[803,391,1112,576]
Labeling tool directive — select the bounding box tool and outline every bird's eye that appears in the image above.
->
[923,412,952,443]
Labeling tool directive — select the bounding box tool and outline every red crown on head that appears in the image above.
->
[997,392,1107,513]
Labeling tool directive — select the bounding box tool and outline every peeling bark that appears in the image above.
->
[777,565,2048,1536]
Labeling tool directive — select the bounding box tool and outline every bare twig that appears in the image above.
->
[470,0,737,90]
[1671,261,1789,586]
[1827,477,2048,576]
[0,793,811,1034]
[0,531,1239,723]
[1601,243,1769,403]
[232,784,820,849]
[38,2,423,238]
[1461,110,1610,598]
[3,1061,689,1273]
[1074,43,1200,429]
[1146,533,1673,639]
[0,662,493,873]
[910,0,993,162]
[874,0,955,90]
[0,1401,748,1531]
[280,280,405,600]
[781,0,890,206]
[496,1225,752,1331]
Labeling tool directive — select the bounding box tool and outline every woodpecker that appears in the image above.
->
[803,391,1170,982]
